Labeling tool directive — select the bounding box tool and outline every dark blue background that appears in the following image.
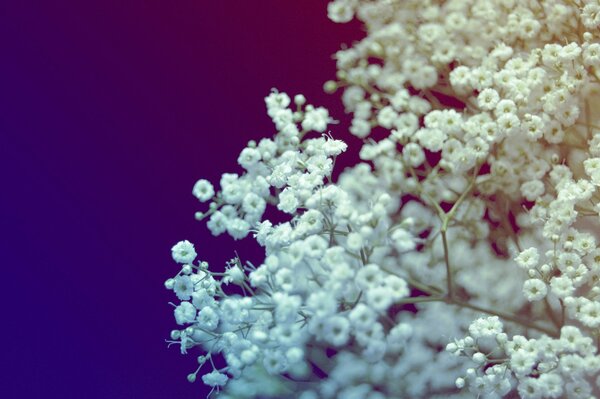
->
[2,1,361,398]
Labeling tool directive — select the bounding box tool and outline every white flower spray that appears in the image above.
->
[166,1,600,397]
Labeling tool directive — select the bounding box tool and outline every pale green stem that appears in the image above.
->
[439,165,481,299]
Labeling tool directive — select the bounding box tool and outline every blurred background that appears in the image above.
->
[1,1,361,398]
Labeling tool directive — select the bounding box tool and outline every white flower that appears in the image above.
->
[201,370,229,387]
[415,128,446,152]
[386,323,412,353]
[377,106,398,129]
[565,380,592,399]
[390,228,416,252]
[174,301,196,325]
[402,142,425,167]
[477,88,500,111]
[242,192,266,217]
[237,147,261,170]
[327,0,355,23]
[517,377,542,399]
[223,265,245,285]
[277,188,299,214]
[468,316,503,339]
[296,209,323,236]
[583,43,600,67]
[192,179,214,202]
[171,240,197,264]
[550,275,575,299]
[579,300,600,328]
[226,218,250,240]
[511,350,536,377]
[173,275,194,300]
[350,118,371,138]
[514,247,539,270]
[345,231,363,251]
[355,264,382,290]
[207,211,228,236]
[496,113,520,136]
[382,275,409,300]
[573,232,595,255]
[197,306,219,331]
[265,90,290,113]
[323,315,350,346]
[348,303,376,332]
[272,108,294,131]
[522,114,544,141]
[520,180,545,202]
[302,106,330,132]
[323,138,348,156]
[366,286,394,312]
[584,157,600,185]
[523,279,547,302]
[263,350,288,375]
[557,252,581,272]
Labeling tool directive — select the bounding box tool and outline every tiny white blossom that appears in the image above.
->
[201,370,229,387]
[174,301,196,325]
[171,240,197,264]
[523,279,547,302]
[173,275,194,300]
[192,179,215,202]
[515,247,539,270]
[550,275,575,299]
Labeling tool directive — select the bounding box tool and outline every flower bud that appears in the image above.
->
[540,263,551,275]
[472,352,486,364]
[324,80,338,93]
[496,332,508,345]
[294,94,306,106]
[446,342,458,353]
[181,265,192,275]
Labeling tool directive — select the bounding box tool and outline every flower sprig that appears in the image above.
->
[167,1,600,397]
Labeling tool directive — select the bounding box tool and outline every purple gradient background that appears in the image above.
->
[2,1,362,398]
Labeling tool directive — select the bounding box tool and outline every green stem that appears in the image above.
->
[392,293,558,337]
[544,298,561,329]
[396,164,558,336]
[439,165,481,299]
[446,298,559,338]
[379,265,443,295]
[396,296,445,305]
[441,230,453,299]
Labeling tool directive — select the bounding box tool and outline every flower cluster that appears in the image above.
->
[167,1,600,397]
[448,320,600,398]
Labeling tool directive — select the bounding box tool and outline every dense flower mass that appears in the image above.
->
[166,1,600,397]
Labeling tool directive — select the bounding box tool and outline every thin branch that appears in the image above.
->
[446,298,559,338]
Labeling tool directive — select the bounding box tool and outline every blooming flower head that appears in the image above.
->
[171,240,196,264]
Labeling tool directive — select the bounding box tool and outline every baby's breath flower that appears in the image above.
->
[167,2,600,396]
[171,240,197,264]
